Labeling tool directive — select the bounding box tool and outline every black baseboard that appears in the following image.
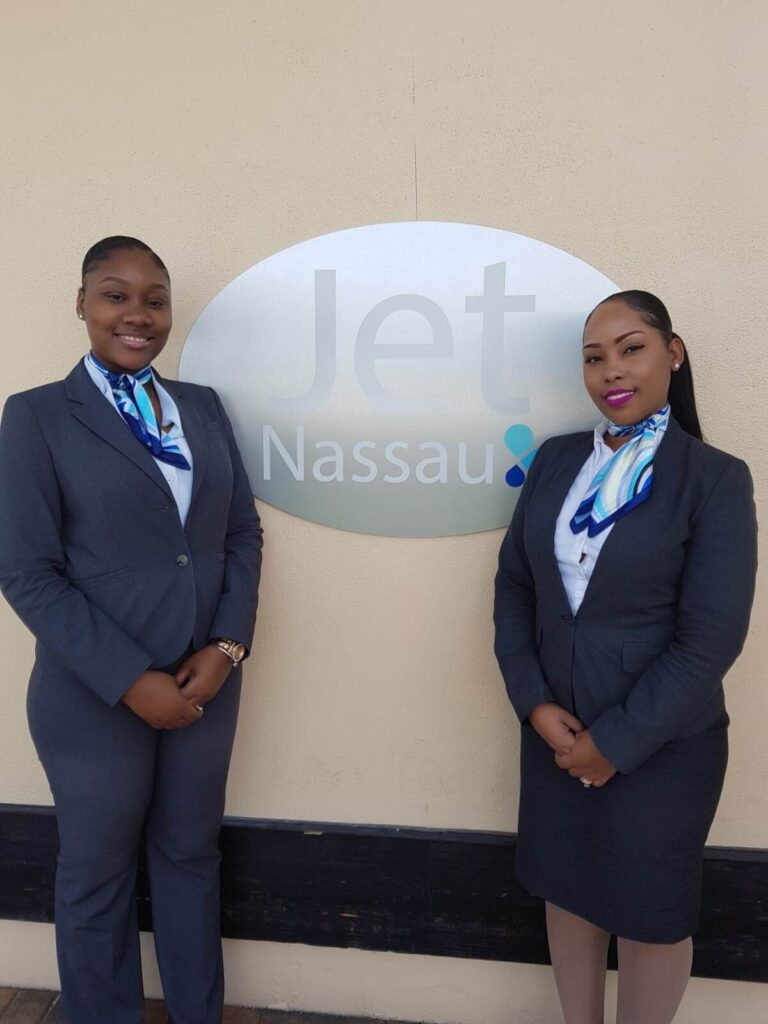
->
[1,805,766,983]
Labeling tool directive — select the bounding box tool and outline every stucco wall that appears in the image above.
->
[1,1,766,1020]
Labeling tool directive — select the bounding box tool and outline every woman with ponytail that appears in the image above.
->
[494,291,757,1023]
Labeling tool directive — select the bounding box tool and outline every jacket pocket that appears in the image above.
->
[70,566,136,592]
[622,641,666,674]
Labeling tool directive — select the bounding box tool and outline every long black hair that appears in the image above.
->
[586,290,703,440]
[81,236,168,282]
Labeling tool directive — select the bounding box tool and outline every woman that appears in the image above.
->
[0,236,263,1024]
[494,291,757,1024]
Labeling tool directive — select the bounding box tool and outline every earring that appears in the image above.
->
[673,362,680,370]
[78,313,84,320]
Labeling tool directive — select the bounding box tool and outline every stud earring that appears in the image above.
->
[78,313,84,320]
[673,362,680,370]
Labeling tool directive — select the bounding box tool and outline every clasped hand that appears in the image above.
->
[528,702,617,788]
[122,646,233,729]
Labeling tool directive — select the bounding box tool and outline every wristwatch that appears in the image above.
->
[212,638,247,665]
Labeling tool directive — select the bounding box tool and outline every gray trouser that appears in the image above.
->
[27,654,241,1024]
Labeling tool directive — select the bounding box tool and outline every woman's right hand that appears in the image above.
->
[122,671,204,729]
[528,702,584,755]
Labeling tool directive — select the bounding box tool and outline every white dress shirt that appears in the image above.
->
[554,419,666,614]
[83,355,194,526]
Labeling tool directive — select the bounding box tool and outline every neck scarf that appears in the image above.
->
[87,353,191,470]
[570,405,670,537]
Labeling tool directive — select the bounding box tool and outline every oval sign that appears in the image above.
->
[179,222,618,537]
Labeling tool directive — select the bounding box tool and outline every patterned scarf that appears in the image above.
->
[570,405,670,537]
[87,353,191,470]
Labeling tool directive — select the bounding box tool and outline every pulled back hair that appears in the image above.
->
[586,290,703,440]
[81,236,168,282]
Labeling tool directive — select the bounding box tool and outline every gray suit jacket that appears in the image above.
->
[494,418,757,773]
[0,361,263,706]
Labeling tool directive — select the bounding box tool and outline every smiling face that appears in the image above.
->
[76,248,172,374]
[582,299,684,425]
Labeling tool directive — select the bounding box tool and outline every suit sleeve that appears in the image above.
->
[0,394,153,705]
[589,458,758,773]
[494,442,558,721]
[206,389,263,654]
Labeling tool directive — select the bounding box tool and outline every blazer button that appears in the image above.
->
[176,554,189,567]
[561,613,575,624]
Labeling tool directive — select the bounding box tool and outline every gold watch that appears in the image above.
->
[213,638,246,665]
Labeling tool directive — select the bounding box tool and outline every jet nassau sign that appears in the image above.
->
[179,223,617,537]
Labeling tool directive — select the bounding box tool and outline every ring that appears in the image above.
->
[194,704,204,714]
[579,777,592,788]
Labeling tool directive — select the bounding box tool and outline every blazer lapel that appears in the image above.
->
[65,361,174,501]
[157,375,210,513]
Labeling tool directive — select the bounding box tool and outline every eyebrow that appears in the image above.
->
[97,275,169,291]
[583,330,645,350]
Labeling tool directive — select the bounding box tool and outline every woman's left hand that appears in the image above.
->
[175,646,233,708]
[555,730,617,787]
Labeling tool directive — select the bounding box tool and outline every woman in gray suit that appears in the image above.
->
[0,237,263,1024]
[494,291,757,1024]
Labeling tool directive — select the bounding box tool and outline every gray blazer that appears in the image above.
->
[0,360,263,706]
[494,417,757,774]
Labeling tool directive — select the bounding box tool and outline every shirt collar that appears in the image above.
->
[153,378,180,433]
[592,419,614,456]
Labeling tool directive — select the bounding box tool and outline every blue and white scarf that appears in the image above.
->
[570,405,669,537]
[87,353,191,470]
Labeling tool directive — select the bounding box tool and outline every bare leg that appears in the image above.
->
[545,901,611,1024]
[616,936,693,1024]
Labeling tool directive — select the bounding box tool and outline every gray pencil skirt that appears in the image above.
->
[514,720,728,942]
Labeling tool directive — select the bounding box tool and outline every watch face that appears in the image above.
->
[233,644,246,662]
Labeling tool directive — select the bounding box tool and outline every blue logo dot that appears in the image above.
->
[505,465,526,487]
[504,425,534,453]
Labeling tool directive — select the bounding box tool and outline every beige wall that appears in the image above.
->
[1,1,766,1020]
